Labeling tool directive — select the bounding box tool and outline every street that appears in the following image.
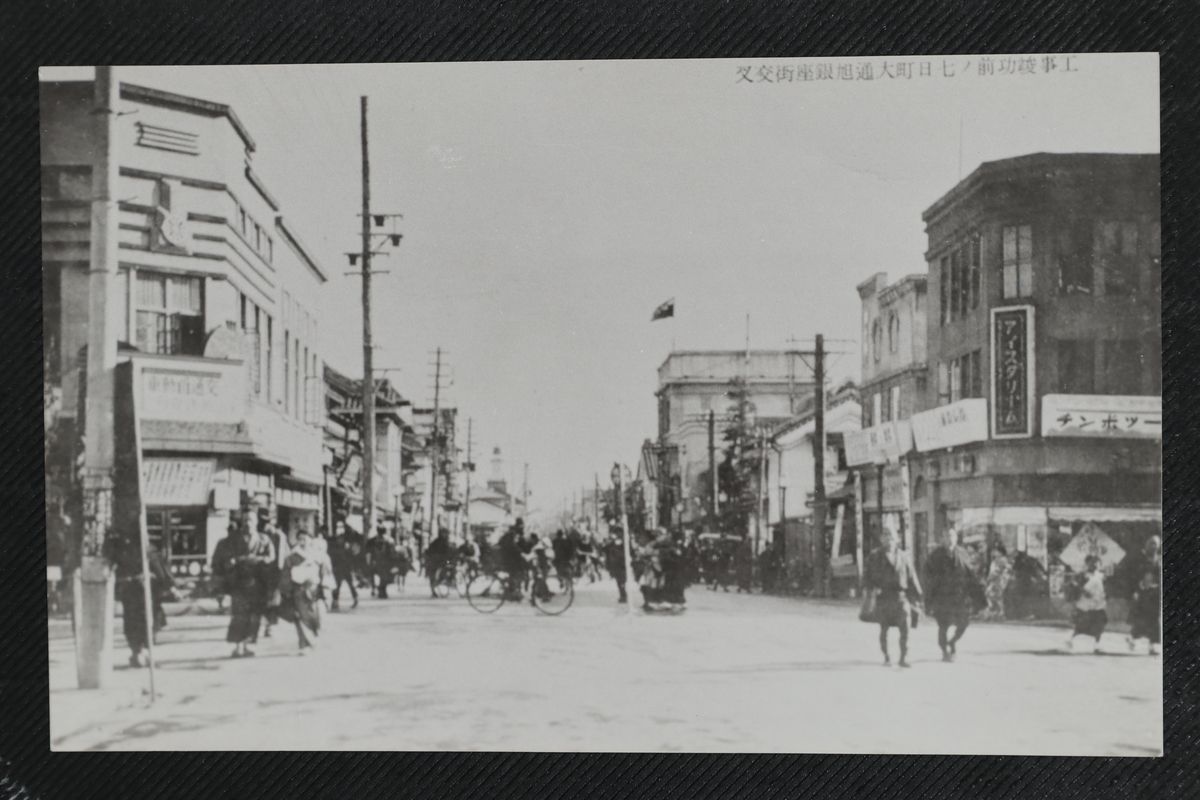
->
[49,579,1161,754]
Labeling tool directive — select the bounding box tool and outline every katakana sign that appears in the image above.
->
[991,306,1035,438]
[1041,394,1162,439]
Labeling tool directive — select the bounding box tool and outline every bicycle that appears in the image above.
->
[429,561,457,598]
[466,561,574,615]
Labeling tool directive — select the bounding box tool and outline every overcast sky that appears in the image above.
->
[43,54,1159,518]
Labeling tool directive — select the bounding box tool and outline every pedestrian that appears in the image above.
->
[260,520,288,639]
[210,523,237,613]
[982,541,1012,620]
[1126,536,1161,655]
[425,528,452,596]
[865,525,923,668]
[923,526,983,662]
[602,532,628,603]
[1066,555,1109,653]
[1008,549,1048,620]
[115,537,175,668]
[225,516,276,658]
[279,530,335,654]
[734,537,753,593]
[328,525,361,611]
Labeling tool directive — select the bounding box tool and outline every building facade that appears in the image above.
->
[655,350,815,528]
[43,77,328,579]
[913,152,1161,614]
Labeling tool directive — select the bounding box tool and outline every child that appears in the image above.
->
[1066,555,1108,653]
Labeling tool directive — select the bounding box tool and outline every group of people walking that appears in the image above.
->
[862,524,1162,668]
[211,512,335,658]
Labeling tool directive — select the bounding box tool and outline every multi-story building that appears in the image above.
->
[655,350,815,528]
[912,152,1160,613]
[848,273,929,561]
[42,76,329,578]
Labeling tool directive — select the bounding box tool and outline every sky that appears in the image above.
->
[42,54,1159,518]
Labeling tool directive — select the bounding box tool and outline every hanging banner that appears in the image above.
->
[911,398,989,451]
[843,420,913,467]
[991,305,1035,438]
[1040,394,1161,439]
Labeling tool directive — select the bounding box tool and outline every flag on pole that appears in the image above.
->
[651,298,675,322]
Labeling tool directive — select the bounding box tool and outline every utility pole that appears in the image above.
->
[812,333,828,597]
[463,417,472,543]
[615,463,634,617]
[359,96,377,547]
[77,66,121,689]
[522,463,529,519]
[594,473,601,532]
[708,409,719,528]
[428,347,442,541]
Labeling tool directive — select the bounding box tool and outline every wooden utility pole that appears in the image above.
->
[428,347,442,540]
[708,409,719,527]
[812,333,827,597]
[360,96,377,546]
[616,463,634,617]
[463,417,472,542]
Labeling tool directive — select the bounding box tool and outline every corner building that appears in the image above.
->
[914,153,1160,612]
[42,78,329,579]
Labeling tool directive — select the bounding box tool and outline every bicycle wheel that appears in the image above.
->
[532,573,574,616]
[455,564,473,598]
[466,572,508,613]
[432,570,453,598]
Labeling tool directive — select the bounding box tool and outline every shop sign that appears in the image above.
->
[142,458,215,506]
[1058,521,1126,573]
[139,362,245,424]
[991,305,1035,438]
[844,420,913,467]
[1041,394,1161,439]
[911,398,989,452]
[276,487,320,510]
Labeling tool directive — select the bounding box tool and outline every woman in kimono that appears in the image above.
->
[224,517,276,658]
[280,530,336,653]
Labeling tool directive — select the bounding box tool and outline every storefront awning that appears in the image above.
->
[142,458,216,506]
[275,486,320,511]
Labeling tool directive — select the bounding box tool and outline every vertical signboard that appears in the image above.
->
[991,305,1035,438]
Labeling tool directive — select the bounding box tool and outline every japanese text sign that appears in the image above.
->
[911,398,989,452]
[1041,394,1161,439]
[844,420,913,467]
[991,306,1035,438]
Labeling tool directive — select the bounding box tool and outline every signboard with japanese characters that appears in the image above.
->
[991,306,1035,438]
[1057,521,1126,574]
[1041,394,1162,439]
[139,360,246,424]
[911,398,989,452]
[843,420,913,467]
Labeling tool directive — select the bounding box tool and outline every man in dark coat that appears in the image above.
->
[602,533,628,604]
[425,529,453,597]
[865,525,923,668]
[115,537,175,668]
[328,527,363,611]
[924,526,982,662]
[223,519,276,658]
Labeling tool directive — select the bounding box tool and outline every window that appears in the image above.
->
[949,247,963,318]
[862,396,873,428]
[873,393,883,425]
[293,339,301,418]
[889,385,901,421]
[265,316,273,402]
[880,387,892,423]
[967,233,981,310]
[302,346,309,420]
[1057,340,1096,394]
[239,206,248,236]
[888,313,899,354]
[241,300,262,396]
[871,319,882,362]
[1002,225,1033,299]
[1059,220,1093,294]
[948,350,983,402]
[939,255,950,326]
[1103,340,1143,395]
[283,331,291,414]
[937,362,951,406]
[134,272,204,355]
[1096,221,1139,295]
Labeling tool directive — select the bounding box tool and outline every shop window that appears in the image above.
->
[146,507,208,576]
[1103,340,1143,395]
[1096,221,1139,295]
[1002,224,1033,299]
[134,272,204,355]
[1057,339,1096,394]
[1059,219,1093,294]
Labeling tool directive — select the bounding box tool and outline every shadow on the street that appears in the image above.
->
[692,659,883,673]
[85,714,240,751]
[1010,649,1149,658]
